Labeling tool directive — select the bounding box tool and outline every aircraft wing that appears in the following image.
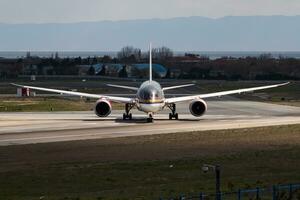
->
[11,83,135,104]
[165,82,290,104]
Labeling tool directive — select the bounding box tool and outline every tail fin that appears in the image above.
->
[149,43,152,82]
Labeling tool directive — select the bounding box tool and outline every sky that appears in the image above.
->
[0,0,300,24]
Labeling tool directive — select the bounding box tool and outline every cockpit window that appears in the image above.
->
[138,85,163,101]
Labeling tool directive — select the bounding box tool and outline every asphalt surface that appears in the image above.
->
[0,99,300,146]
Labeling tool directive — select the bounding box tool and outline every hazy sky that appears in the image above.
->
[0,0,300,23]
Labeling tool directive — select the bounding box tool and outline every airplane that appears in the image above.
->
[12,44,289,123]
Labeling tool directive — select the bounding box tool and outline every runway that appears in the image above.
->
[0,99,300,146]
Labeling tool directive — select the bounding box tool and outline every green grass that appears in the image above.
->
[0,97,123,112]
[0,125,300,200]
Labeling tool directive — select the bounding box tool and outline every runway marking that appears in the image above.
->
[0,127,185,143]
[1,100,300,146]
[1,117,300,144]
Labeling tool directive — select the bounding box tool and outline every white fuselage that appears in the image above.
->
[137,102,165,113]
[135,80,165,114]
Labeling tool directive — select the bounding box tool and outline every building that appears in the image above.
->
[77,63,167,78]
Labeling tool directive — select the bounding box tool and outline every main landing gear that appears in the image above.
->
[167,103,179,120]
[123,103,134,120]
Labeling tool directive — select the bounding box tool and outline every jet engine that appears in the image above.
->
[189,99,207,117]
[94,99,112,117]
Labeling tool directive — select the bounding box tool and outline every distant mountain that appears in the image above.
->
[1,16,300,51]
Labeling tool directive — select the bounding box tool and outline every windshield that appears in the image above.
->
[137,85,164,103]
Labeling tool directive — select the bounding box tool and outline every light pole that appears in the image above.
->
[202,164,221,200]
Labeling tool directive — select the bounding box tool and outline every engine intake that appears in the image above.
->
[94,100,112,117]
[189,99,207,117]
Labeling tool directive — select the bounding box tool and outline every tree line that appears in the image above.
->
[117,46,173,62]
[1,46,300,80]
[165,55,300,80]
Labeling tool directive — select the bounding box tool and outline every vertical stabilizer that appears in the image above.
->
[149,43,152,82]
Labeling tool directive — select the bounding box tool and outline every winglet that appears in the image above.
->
[274,81,290,87]
[281,81,290,86]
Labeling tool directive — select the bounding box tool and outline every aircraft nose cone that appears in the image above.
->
[137,85,163,102]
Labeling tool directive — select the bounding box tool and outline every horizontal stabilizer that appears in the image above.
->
[163,83,195,91]
[106,84,139,91]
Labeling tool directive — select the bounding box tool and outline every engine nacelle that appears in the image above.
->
[94,99,112,117]
[189,99,207,117]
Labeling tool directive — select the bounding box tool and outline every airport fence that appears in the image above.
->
[159,183,300,200]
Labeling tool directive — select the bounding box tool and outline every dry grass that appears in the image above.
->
[0,125,300,199]
[266,100,300,107]
[1,124,300,170]
[0,97,123,112]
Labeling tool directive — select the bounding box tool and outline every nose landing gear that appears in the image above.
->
[167,103,179,120]
[123,103,134,120]
[147,113,154,123]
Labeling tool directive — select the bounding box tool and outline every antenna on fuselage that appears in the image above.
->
[149,43,152,82]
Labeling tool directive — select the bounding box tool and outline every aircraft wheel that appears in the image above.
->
[147,118,153,123]
[169,113,178,120]
[175,113,179,120]
[123,113,132,120]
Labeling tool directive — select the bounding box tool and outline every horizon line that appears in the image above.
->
[1,14,300,25]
